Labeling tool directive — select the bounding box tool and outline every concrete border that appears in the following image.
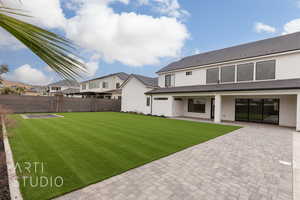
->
[1,115,23,200]
[293,131,300,200]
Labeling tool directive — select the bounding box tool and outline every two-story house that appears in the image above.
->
[122,32,300,130]
[80,72,129,99]
[47,80,80,96]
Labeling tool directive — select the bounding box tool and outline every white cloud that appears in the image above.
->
[138,0,150,5]
[85,61,99,77]
[254,22,276,33]
[193,48,200,55]
[1,0,66,29]
[282,18,300,34]
[65,0,189,66]
[4,64,53,85]
[152,0,189,19]
[0,0,189,67]
[0,0,66,50]
[0,29,24,50]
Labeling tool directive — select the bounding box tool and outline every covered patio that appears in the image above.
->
[170,92,298,128]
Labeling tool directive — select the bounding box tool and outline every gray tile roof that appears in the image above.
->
[158,32,300,73]
[131,74,158,87]
[146,78,300,94]
[82,72,129,83]
[48,80,80,87]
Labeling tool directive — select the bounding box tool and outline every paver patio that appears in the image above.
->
[55,123,293,200]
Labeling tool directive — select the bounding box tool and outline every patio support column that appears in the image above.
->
[214,94,222,123]
[297,94,300,131]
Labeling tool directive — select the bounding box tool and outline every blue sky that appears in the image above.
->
[1,0,300,85]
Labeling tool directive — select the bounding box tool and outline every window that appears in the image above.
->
[146,97,151,106]
[102,82,108,88]
[82,83,87,90]
[206,68,219,84]
[118,96,122,100]
[188,99,206,113]
[165,74,172,87]
[116,83,120,89]
[221,65,235,83]
[186,71,192,76]
[174,98,183,101]
[237,63,254,82]
[51,87,61,91]
[154,97,168,100]
[256,60,276,80]
[89,80,100,89]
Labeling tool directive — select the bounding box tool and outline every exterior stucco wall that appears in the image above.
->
[152,96,173,117]
[279,95,297,127]
[80,76,123,93]
[221,96,235,121]
[158,52,300,88]
[121,77,151,114]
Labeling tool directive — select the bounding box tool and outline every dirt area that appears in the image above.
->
[0,128,10,200]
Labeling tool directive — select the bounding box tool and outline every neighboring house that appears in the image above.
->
[124,31,300,130]
[47,80,80,96]
[121,74,158,114]
[80,72,129,99]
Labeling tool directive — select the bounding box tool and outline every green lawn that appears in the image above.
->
[8,112,240,200]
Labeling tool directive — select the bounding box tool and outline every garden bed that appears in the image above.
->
[0,125,10,200]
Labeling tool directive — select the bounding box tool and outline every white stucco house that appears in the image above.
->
[122,32,300,130]
[47,80,80,97]
[121,74,158,114]
[80,72,129,99]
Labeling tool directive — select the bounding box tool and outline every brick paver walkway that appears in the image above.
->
[55,123,293,200]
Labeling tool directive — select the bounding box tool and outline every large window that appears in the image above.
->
[221,65,235,83]
[256,60,276,80]
[89,80,100,89]
[188,99,206,113]
[206,68,219,84]
[237,63,254,82]
[165,74,172,87]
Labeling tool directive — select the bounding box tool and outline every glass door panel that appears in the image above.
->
[235,99,249,121]
[249,99,263,122]
[263,99,279,124]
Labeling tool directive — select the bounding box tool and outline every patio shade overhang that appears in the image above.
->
[145,78,300,94]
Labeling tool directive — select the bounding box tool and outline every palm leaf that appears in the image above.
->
[0,7,86,80]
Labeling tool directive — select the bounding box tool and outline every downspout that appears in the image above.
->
[150,94,153,115]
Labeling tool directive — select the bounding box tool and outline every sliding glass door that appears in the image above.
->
[262,99,279,124]
[249,99,263,122]
[235,98,279,124]
[235,99,249,121]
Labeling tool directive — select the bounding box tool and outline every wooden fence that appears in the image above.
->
[0,95,121,113]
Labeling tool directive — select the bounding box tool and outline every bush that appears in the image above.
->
[0,105,16,139]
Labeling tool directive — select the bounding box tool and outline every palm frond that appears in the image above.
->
[0,7,86,80]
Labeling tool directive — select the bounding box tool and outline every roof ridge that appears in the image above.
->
[158,31,300,73]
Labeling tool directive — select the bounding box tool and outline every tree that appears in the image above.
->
[15,86,25,95]
[0,2,86,80]
[0,64,8,84]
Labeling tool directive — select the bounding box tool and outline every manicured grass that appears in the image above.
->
[8,112,240,200]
